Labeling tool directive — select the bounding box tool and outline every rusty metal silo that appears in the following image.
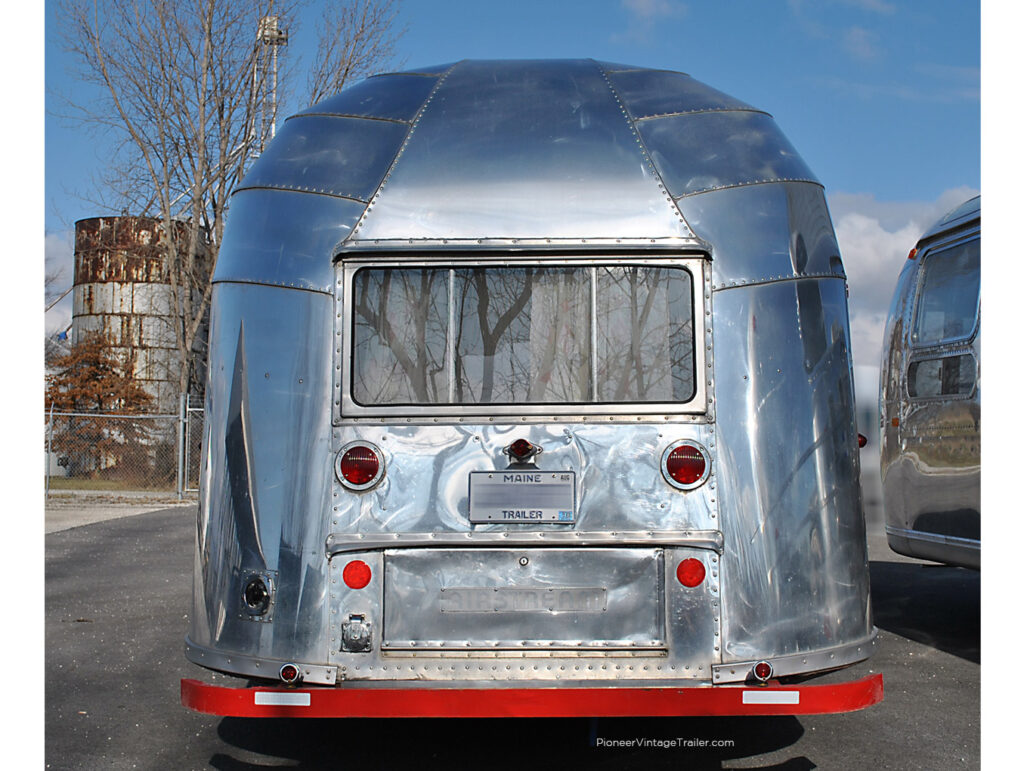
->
[72,216,208,413]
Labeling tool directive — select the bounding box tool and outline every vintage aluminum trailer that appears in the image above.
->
[879,196,980,570]
[181,59,881,717]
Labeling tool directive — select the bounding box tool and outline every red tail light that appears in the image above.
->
[335,442,384,490]
[676,558,706,587]
[753,661,774,682]
[661,441,710,490]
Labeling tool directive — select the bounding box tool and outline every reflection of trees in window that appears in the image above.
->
[351,264,696,406]
[454,268,590,404]
[353,269,448,404]
[597,267,694,402]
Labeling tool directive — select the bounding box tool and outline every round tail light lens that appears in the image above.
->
[343,560,372,589]
[661,441,710,490]
[335,442,384,490]
[279,663,301,684]
[753,661,774,682]
[676,558,706,587]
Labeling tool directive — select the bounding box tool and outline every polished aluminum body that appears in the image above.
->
[188,60,875,690]
[879,196,980,569]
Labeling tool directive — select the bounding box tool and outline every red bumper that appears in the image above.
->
[181,673,882,718]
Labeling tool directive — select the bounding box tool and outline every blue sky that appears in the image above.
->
[42,0,981,383]
[45,0,979,226]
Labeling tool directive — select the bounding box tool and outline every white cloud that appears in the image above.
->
[842,26,882,61]
[621,0,686,19]
[45,229,75,336]
[614,0,687,45]
[837,0,895,14]
[831,186,979,377]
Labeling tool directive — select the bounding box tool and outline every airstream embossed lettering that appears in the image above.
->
[181,60,882,717]
[879,196,980,570]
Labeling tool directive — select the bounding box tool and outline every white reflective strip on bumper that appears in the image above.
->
[255,692,311,707]
[742,690,800,705]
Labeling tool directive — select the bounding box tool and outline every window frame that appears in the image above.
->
[334,254,709,420]
[909,233,980,350]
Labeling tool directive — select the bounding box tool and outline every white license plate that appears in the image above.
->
[468,471,576,523]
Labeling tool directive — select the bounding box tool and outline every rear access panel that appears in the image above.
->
[382,548,665,651]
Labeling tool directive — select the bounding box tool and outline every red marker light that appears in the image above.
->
[343,560,372,589]
[676,558,706,587]
[279,664,301,684]
[753,661,774,682]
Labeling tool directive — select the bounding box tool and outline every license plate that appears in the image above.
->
[468,471,576,523]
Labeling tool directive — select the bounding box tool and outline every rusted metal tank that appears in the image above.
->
[72,215,206,412]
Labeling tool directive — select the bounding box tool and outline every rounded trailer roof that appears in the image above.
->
[918,194,980,246]
[218,60,821,289]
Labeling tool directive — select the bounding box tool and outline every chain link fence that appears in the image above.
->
[45,396,204,497]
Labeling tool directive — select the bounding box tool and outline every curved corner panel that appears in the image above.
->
[214,189,367,292]
[608,69,757,119]
[237,115,408,201]
[640,111,817,198]
[296,74,440,122]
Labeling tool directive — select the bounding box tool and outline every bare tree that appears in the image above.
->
[57,0,403,396]
[306,0,404,105]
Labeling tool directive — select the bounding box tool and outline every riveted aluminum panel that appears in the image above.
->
[350,59,693,243]
[295,74,441,122]
[710,277,871,662]
[190,282,334,668]
[639,111,817,198]
[327,422,720,538]
[677,182,843,289]
[237,115,408,201]
[606,68,756,119]
[213,189,366,292]
[326,545,719,683]
[392,62,460,76]
[381,548,664,649]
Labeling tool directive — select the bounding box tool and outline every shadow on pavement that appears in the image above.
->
[869,559,979,663]
[212,714,810,769]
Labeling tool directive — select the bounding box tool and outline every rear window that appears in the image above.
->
[350,264,696,406]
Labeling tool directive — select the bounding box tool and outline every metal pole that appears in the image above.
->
[177,393,187,500]
[46,403,54,500]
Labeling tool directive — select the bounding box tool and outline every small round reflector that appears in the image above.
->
[279,663,300,684]
[753,661,773,682]
[343,560,372,589]
[661,441,710,490]
[335,442,384,490]
[676,558,706,587]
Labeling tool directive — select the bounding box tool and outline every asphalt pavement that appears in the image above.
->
[44,475,980,770]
